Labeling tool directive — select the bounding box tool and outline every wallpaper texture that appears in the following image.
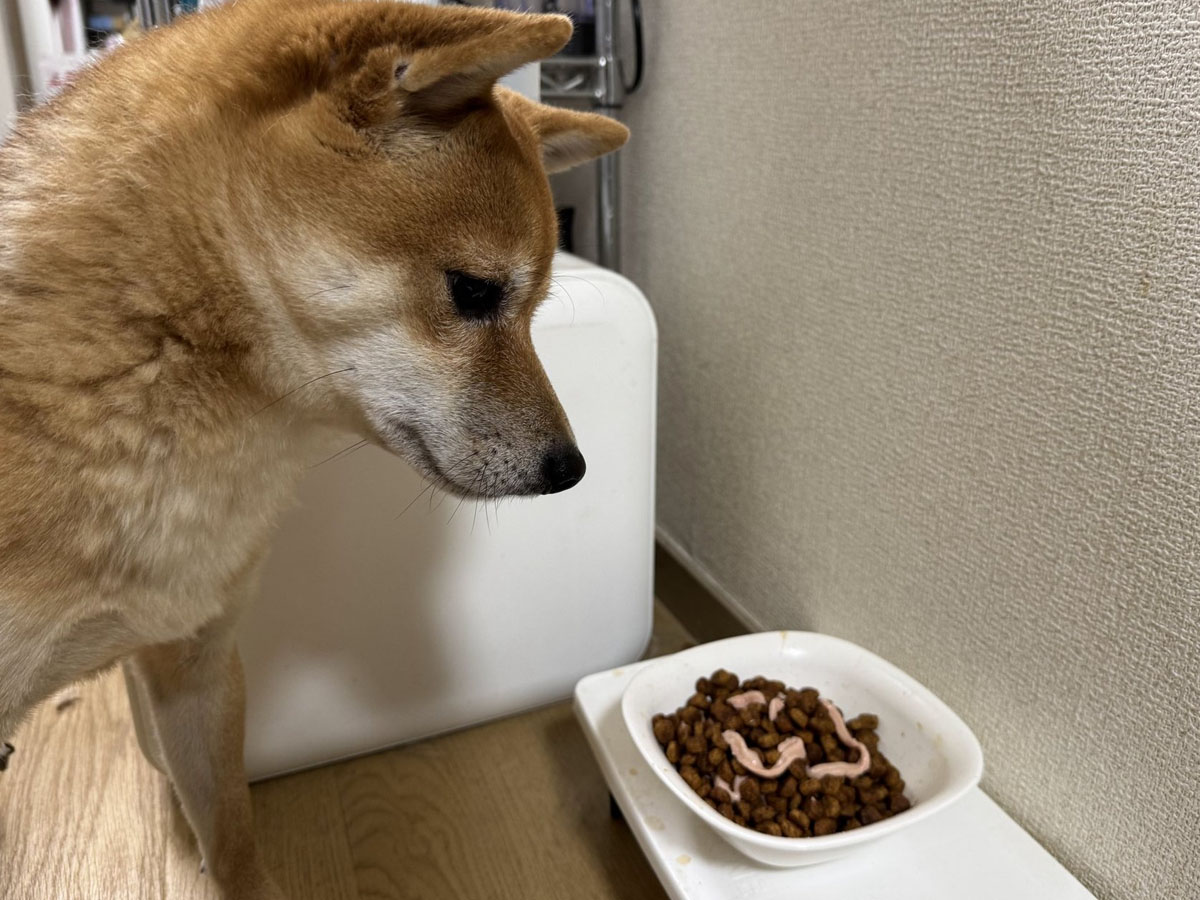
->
[614,3,1199,897]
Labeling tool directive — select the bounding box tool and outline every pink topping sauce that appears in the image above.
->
[807,699,871,779]
[721,731,808,779]
[713,774,747,803]
[727,690,786,724]
[768,696,785,723]
[718,696,871,782]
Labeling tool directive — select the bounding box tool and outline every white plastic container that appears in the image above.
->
[238,253,657,780]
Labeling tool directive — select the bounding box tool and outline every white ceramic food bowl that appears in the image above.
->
[621,631,984,867]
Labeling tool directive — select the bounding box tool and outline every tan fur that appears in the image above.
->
[0,2,627,896]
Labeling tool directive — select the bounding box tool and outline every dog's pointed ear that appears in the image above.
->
[321,8,577,135]
[397,14,572,111]
[204,3,573,118]
[500,90,630,173]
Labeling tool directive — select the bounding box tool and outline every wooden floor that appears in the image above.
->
[0,603,694,899]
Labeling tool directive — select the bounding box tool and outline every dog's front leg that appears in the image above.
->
[125,618,282,900]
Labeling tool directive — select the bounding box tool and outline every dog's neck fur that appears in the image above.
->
[0,76,323,713]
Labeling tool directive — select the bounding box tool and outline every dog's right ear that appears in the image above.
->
[206,1,571,122]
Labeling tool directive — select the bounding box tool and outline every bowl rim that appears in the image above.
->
[621,630,984,855]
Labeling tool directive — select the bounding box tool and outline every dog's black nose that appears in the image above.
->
[541,445,586,494]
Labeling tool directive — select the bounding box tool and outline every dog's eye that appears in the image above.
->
[446,270,504,320]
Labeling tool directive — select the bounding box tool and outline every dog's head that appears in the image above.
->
[223,4,627,498]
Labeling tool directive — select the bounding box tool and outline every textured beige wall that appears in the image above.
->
[617,3,1199,898]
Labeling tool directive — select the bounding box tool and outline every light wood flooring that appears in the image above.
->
[0,603,695,899]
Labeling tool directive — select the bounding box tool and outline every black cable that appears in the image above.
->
[622,0,644,95]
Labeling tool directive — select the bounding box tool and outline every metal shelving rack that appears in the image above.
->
[539,0,624,269]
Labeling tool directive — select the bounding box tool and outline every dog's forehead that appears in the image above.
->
[419,105,557,279]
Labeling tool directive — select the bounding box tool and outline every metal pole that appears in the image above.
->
[593,0,623,271]
[137,0,173,28]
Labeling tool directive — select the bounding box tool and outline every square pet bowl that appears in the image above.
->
[621,631,984,867]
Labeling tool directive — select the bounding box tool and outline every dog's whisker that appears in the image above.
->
[450,467,486,525]
[308,439,368,470]
[251,366,356,419]
[395,448,478,521]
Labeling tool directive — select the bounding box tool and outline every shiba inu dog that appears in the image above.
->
[0,1,627,896]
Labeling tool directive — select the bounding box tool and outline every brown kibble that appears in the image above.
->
[712,669,739,689]
[656,678,908,839]
[855,729,880,750]
[861,805,884,825]
[652,716,674,745]
[847,714,879,731]
[813,817,837,836]
[799,778,822,797]
[811,713,836,735]
[740,778,761,804]
[757,731,782,749]
[751,804,776,824]
[861,785,889,805]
